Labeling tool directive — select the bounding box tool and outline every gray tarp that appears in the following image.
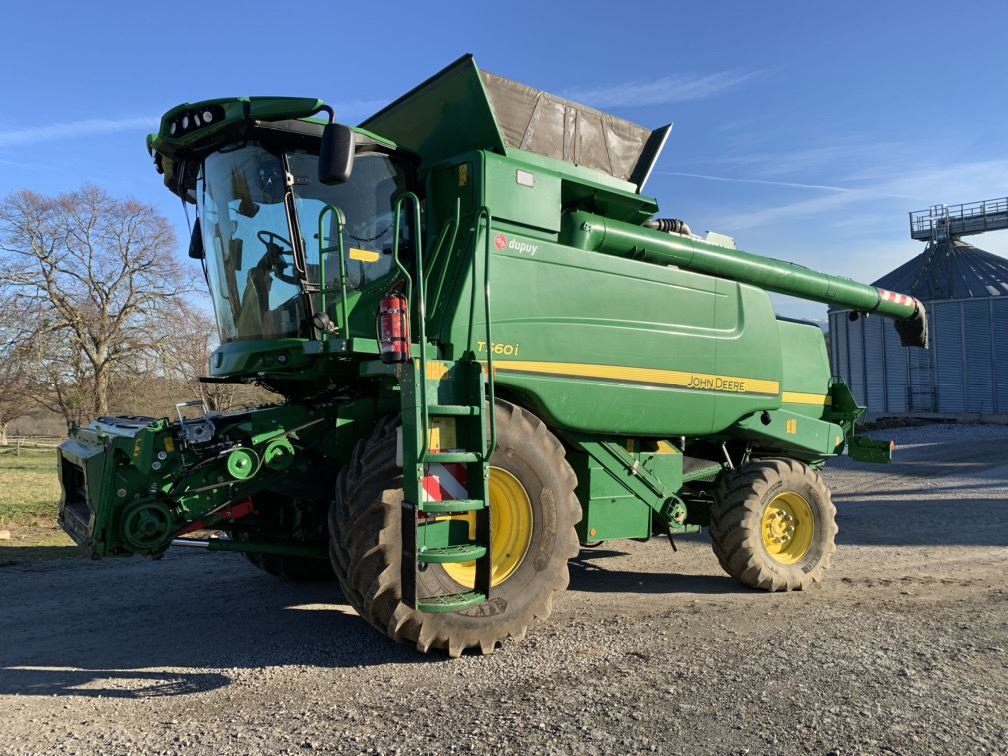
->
[480,71,660,185]
[361,55,669,191]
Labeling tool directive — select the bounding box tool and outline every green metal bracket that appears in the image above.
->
[576,440,678,517]
[847,435,894,464]
[733,409,846,459]
[572,439,702,539]
[826,378,866,437]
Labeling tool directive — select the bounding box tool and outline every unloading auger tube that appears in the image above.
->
[564,210,928,348]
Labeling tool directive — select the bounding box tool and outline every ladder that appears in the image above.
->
[394,198,496,612]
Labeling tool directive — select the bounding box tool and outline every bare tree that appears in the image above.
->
[154,302,276,413]
[0,309,34,444]
[0,186,196,424]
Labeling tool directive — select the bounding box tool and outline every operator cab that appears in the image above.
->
[148,101,416,352]
[198,138,410,343]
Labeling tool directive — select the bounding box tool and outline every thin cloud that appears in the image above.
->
[0,116,158,148]
[711,158,1008,231]
[726,190,870,231]
[658,170,855,193]
[0,102,396,148]
[683,140,917,179]
[0,156,42,169]
[563,70,757,108]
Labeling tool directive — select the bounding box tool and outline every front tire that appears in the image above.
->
[232,492,334,581]
[329,401,581,657]
[710,458,837,591]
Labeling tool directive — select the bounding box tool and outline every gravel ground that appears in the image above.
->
[1,423,1006,755]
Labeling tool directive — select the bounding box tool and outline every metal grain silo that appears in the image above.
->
[830,198,1008,418]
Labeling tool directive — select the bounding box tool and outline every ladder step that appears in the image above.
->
[429,404,479,416]
[424,451,481,464]
[418,498,485,514]
[418,543,487,564]
[417,591,487,613]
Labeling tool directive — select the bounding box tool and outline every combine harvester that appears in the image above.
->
[58,56,927,656]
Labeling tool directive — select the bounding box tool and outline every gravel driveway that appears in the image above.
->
[1,423,1006,755]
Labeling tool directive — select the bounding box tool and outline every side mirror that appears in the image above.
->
[319,123,355,185]
[188,217,205,259]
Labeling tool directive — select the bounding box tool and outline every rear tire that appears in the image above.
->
[329,401,581,656]
[710,458,836,591]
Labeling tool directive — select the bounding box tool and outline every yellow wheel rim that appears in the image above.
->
[761,491,815,564]
[441,466,533,588]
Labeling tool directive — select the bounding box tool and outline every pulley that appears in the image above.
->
[120,499,177,554]
[226,447,259,480]
[263,438,295,470]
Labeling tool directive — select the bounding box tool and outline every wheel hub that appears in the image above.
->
[761,491,815,564]
[441,466,533,589]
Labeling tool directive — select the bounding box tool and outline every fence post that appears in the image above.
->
[16,438,22,457]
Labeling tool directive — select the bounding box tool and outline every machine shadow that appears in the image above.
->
[568,544,744,595]
[0,553,429,699]
[846,481,1008,497]
[834,495,1008,546]
[0,668,231,699]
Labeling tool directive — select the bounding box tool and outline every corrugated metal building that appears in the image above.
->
[829,222,1008,416]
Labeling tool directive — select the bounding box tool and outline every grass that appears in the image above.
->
[0,447,77,565]
[0,448,62,526]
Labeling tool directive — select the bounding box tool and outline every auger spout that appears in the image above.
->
[563,210,928,348]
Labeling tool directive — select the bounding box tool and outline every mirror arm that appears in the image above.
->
[317,104,335,124]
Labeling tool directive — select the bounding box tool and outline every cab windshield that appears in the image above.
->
[198,141,407,343]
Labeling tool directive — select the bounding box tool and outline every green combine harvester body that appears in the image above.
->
[57,56,925,655]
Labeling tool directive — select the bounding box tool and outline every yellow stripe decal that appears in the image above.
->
[425,361,450,381]
[425,361,488,381]
[348,247,381,263]
[781,391,831,406]
[494,360,780,396]
[655,440,679,455]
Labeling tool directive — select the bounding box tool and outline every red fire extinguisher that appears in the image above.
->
[379,292,410,364]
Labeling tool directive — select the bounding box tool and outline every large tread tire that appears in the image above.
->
[710,458,837,591]
[329,401,581,657]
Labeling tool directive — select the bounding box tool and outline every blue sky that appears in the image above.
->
[3,0,1008,321]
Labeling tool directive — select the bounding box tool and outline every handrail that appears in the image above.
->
[424,222,453,295]
[390,195,496,461]
[427,199,462,320]
[392,192,432,460]
[475,206,497,457]
[317,205,349,334]
[909,196,1008,240]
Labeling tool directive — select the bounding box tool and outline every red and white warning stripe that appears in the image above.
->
[422,462,468,503]
[876,288,918,309]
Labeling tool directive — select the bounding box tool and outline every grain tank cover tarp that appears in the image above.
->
[360,55,668,191]
[480,70,668,189]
